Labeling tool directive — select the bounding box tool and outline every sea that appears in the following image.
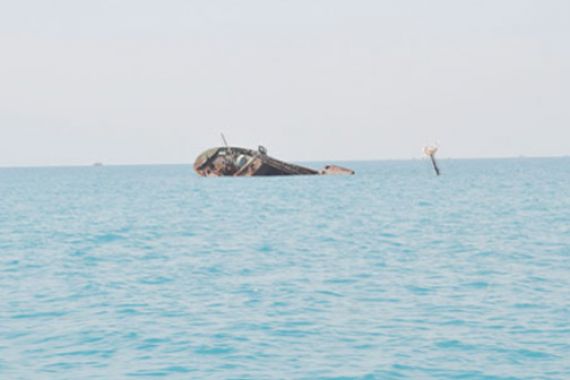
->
[0,158,569,380]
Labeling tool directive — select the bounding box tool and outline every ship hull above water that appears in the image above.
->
[193,147,354,177]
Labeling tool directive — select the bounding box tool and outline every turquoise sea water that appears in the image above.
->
[0,158,569,379]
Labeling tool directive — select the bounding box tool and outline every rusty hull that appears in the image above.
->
[194,146,354,177]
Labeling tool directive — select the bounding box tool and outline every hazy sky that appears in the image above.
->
[1,0,569,166]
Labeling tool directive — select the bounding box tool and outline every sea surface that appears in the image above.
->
[0,158,569,380]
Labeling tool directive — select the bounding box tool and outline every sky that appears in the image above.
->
[1,0,569,166]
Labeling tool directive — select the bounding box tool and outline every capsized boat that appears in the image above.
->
[194,146,354,177]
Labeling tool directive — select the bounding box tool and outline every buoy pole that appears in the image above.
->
[430,155,440,176]
[423,145,440,176]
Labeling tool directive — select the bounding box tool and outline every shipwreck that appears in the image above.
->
[194,145,354,177]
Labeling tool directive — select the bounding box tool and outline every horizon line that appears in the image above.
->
[0,154,569,169]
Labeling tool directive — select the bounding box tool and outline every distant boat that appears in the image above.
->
[93,162,103,167]
[194,146,354,177]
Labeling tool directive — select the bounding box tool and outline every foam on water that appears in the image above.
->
[1,159,569,379]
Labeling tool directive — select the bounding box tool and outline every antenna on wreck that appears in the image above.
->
[423,144,441,176]
[220,133,229,148]
[220,133,234,156]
